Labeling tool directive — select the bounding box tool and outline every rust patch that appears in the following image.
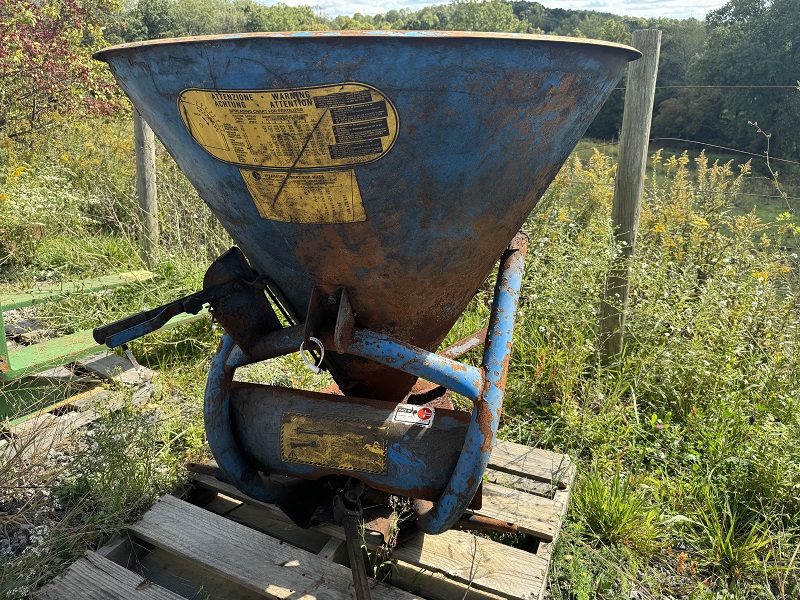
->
[475,398,494,453]
[453,514,518,534]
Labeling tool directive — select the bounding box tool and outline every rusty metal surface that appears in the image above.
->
[202,247,281,353]
[415,232,528,533]
[228,381,471,501]
[97,33,637,401]
[452,514,519,534]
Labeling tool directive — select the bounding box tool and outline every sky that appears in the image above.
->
[286,0,728,21]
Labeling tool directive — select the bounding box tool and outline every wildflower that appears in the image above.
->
[9,165,28,179]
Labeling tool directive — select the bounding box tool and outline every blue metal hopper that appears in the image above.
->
[94,31,638,535]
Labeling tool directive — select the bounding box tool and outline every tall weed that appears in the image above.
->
[498,148,800,597]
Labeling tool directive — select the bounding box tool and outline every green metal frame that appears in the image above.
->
[0,271,156,380]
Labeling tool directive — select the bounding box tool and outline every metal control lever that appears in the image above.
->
[93,276,263,349]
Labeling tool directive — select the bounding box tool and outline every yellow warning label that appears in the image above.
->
[280,412,388,474]
[241,169,365,224]
[178,83,399,169]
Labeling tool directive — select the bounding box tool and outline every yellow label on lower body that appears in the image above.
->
[280,412,388,474]
[241,169,365,224]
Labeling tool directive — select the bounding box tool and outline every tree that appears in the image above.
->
[687,0,800,159]
[109,0,177,41]
[447,0,530,33]
[241,2,325,33]
[0,0,122,142]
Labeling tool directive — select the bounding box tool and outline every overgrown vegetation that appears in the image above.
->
[498,148,800,598]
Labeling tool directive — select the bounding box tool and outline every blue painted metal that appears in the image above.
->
[228,382,472,500]
[418,233,528,533]
[204,333,283,503]
[344,330,483,401]
[97,32,639,532]
[96,31,639,402]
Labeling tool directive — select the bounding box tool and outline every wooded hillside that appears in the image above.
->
[107,0,800,166]
[1,0,798,168]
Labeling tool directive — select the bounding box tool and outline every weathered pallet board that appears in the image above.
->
[37,551,185,600]
[77,351,156,385]
[38,440,574,600]
[1,385,153,461]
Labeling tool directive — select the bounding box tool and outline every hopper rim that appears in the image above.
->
[94,30,641,62]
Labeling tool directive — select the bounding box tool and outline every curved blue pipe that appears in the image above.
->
[204,333,283,502]
[416,236,527,533]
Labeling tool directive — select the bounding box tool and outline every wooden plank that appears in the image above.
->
[485,469,556,498]
[489,440,574,488]
[224,502,332,554]
[36,550,184,599]
[31,410,99,449]
[474,483,559,542]
[197,497,514,600]
[30,366,77,380]
[98,506,322,600]
[393,529,546,600]
[129,495,422,600]
[190,475,548,600]
[68,388,110,412]
[9,412,57,438]
[131,543,267,600]
[317,537,348,563]
[77,351,154,385]
[392,564,505,600]
[7,386,106,427]
[8,410,98,460]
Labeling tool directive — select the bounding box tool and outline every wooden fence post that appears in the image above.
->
[599,29,661,363]
[133,108,159,265]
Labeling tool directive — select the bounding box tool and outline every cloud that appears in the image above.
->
[275,0,727,21]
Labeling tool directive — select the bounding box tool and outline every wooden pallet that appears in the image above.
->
[37,440,575,600]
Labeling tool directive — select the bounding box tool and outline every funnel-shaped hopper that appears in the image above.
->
[97,31,638,400]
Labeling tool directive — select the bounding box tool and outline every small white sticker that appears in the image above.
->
[393,404,435,427]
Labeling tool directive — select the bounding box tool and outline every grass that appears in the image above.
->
[1,116,799,598]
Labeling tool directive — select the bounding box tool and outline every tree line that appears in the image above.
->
[1,0,798,167]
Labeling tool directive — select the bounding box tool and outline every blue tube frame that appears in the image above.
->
[203,234,528,533]
[204,334,285,503]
